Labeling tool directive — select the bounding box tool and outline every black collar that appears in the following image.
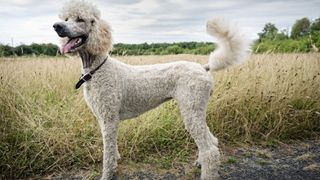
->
[75,56,108,89]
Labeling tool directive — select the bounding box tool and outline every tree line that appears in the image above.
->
[0,41,215,57]
[253,17,320,53]
[112,42,215,55]
[0,43,59,57]
[0,17,319,57]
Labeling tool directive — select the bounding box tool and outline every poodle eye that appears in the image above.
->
[65,18,68,21]
[76,17,85,23]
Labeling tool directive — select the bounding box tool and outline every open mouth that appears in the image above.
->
[61,35,87,54]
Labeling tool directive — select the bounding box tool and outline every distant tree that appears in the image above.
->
[166,45,183,54]
[276,29,289,40]
[291,17,311,39]
[258,23,279,41]
[311,18,320,32]
[310,18,320,50]
[45,43,59,56]
[15,44,33,56]
[310,31,320,50]
[0,44,14,56]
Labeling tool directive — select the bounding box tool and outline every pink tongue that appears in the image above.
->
[61,38,79,54]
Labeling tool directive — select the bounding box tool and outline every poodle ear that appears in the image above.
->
[85,19,112,55]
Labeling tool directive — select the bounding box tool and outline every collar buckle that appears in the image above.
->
[75,56,108,89]
[82,73,92,81]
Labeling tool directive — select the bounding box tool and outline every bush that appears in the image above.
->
[253,37,313,53]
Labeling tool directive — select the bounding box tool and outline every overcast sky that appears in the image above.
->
[0,0,319,46]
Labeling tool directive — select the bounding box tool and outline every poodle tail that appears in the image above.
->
[204,17,250,72]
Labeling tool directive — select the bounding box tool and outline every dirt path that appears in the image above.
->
[50,140,320,180]
[220,140,320,180]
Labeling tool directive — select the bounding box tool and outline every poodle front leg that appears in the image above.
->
[99,115,119,180]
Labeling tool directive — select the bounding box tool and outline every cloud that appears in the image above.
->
[0,0,319,46]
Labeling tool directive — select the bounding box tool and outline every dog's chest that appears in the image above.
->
[83,84,97,114]
[82,77,121,117]
[83,86,92,105]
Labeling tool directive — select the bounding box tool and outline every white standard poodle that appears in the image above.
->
[53,0,249,179]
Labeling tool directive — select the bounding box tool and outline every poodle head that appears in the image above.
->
[53,0,112,55]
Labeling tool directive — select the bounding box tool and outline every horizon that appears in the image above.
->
[1,41,216,47]
[1,0,319,46]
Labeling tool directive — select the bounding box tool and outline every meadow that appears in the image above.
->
[0,54,319,178]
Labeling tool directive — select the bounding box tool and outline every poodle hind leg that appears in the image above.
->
[183,110,220,179]
[194,125,219,168]
[176,91,220,179]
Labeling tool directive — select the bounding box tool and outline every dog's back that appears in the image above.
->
[106,60,212,120]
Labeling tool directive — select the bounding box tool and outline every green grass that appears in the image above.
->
[225,157,237,164]
[0,54,319,178]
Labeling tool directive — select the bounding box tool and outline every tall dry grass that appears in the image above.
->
[0,54,319,178]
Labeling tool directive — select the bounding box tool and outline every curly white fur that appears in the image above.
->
[206,17,250,71]
[56,1,249,179]
[58,0,112,56]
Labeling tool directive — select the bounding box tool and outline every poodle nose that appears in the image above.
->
[53,23,63,32]
[53,23,67,37]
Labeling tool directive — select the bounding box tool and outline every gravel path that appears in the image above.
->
[51,140,320,180]
[220,140,320,180]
